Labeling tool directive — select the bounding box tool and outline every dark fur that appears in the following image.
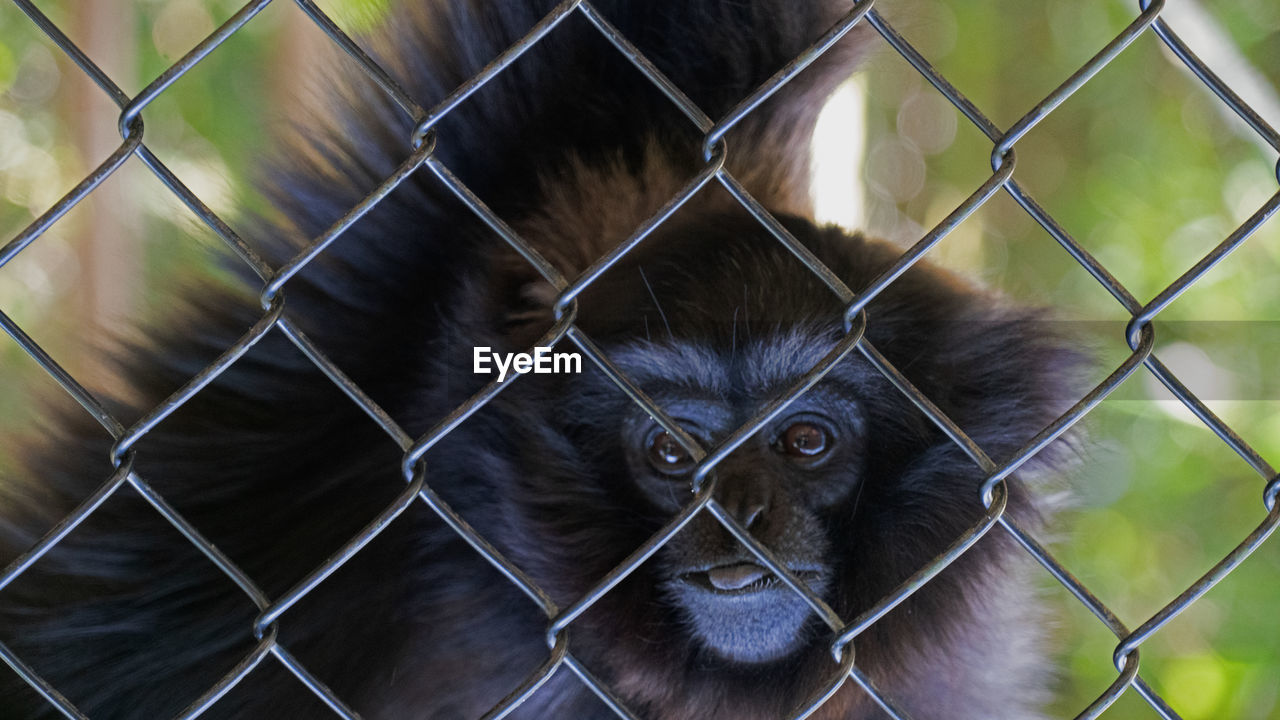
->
[0,1,1078,718]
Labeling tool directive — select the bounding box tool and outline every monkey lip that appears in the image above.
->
[669,561,828,663]
[679,561,823,596]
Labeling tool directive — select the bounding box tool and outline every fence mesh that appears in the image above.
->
[2,0,1279,718]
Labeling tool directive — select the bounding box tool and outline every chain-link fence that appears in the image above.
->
[1,0,1278,718]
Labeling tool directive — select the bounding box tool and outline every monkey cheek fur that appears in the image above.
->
[665,575,826,664]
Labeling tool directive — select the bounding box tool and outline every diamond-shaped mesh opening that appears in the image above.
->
[0,483,263,718]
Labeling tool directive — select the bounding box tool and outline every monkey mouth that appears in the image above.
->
[679,562,824,596]
[669,560,828,664]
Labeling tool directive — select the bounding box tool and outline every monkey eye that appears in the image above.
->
[775,421,830,460]
[647,430,694,475]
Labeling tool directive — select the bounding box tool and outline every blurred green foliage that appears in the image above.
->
[1,0,1278,717]
[862,1,1280,717]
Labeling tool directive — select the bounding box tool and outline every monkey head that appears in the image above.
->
[483,208,1075,716]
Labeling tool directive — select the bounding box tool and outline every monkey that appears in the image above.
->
[0,0,1083,718]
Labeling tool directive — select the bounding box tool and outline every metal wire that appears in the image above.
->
[1,0,1277,718]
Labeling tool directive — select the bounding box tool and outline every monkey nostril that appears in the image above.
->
[742,504,765,530]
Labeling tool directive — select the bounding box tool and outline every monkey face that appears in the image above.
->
[608,348,869,664]
[516,216,878,670]
[640,416,842,665]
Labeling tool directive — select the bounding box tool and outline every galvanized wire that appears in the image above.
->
[1,0,1277,718]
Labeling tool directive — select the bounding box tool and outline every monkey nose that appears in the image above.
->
[706,563,770,591]
[741,503,765,529]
